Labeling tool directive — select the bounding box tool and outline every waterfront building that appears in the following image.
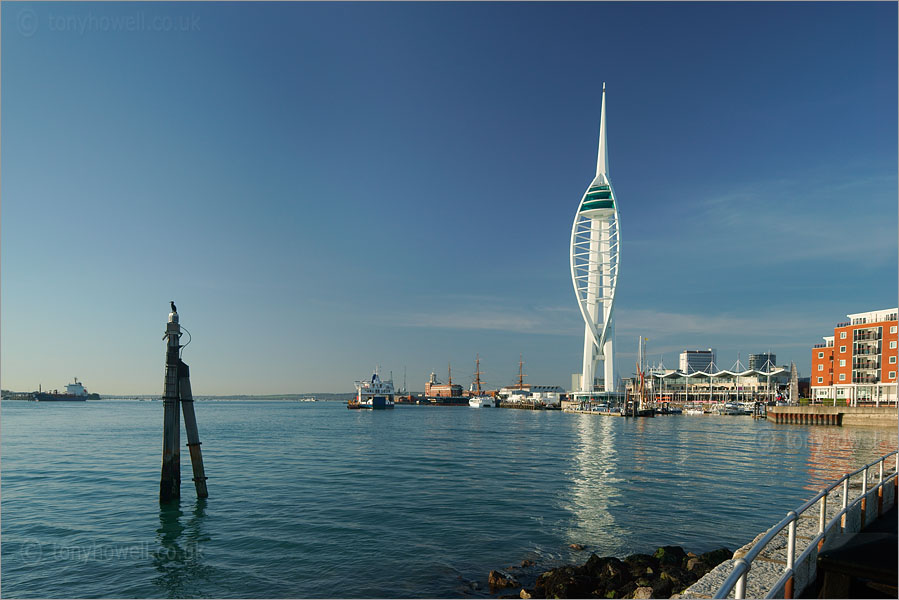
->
[649,363,790,404]
[679,349,716,374]
[570,83,620,398]
[748,352,776,371]
[810,308,898,405]
[424,370,463,398]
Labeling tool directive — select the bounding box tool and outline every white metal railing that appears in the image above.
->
[714,450,898,599]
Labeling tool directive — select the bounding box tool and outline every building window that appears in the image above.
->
[839,359,846,367]
[890,356,897,364]
[817,377,823,383]
[890,372,897,380]
[839,374,846,381]
[892,326,897,334]
[817,364,823,371]
[818,352,824,358]
[839,346,846,353]
[891,341,897,349]
[840,332,847,339]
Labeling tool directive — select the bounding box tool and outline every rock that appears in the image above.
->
[698,548,731,566]
[521,559,535,568]
[583,554,626,583]
[623,553,657,578]
[653,546,687,566]
[489,570,520,590]
[569,543,586,551]
[520,588,533,599]
[535,566,593,599]
[686,552,697,559]
[685,558,700,572]
[632,586,654,599]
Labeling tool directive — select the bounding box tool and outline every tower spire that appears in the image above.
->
[596,82,609,178]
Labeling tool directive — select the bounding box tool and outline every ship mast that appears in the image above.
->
[516,354,527,390]
[473,354,484,394]
[448,362,453,386]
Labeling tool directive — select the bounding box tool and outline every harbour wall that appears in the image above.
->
[769,406,897,427]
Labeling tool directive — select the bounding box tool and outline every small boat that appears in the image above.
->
[683,405,704,415]
[469,396,494,408]
[717,402,745,415]
[349,371,395,409]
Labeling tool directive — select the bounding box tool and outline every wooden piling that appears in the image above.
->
[178,360,209,498]
[160,311,182,502]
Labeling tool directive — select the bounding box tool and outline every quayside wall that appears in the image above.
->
[768,406,897,427]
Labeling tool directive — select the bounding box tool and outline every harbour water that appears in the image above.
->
[1,400,895,598]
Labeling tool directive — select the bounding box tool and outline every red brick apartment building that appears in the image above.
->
[811,308,898,405]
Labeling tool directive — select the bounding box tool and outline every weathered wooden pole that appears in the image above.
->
[160,306,182,502]
[178,360,209,498]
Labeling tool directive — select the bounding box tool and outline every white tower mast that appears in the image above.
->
[570,83,620,394]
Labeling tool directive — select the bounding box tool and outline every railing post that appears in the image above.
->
[785,512,796,599]
[861,466,868,523]
[841,476,849,531]
[735,563,748,600]
[878,458,885,516]
[817,491,827,549]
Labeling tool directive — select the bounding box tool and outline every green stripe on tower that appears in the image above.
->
[580,200,615,211]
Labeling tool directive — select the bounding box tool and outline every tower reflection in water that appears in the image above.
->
[564,415,625,552]
[154,499,212,597]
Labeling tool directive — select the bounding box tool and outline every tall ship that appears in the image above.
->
[349,370,395,409]
[33,378,89,402]
[468,354,494,408]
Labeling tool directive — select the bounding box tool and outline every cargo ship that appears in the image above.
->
[33,378,89,401]
[349,371,395,409]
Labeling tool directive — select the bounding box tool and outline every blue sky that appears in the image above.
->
[2,2,896,395]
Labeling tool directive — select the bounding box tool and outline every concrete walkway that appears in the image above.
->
[681,468,897,599]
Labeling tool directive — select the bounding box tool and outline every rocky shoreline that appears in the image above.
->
[488,545,732,599]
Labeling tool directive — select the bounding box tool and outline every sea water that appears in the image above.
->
[1,400,895,598]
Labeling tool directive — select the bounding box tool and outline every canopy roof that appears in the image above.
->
[652,366,787,380]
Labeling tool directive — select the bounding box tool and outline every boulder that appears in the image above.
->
[489,570,520,590]
[653,546,687,566]
[569,543,586,551]
[632,586,654,599]
[698,548,731,566]
[520,589,533,599]
[623,554,657,578]
[521,559,535,568]
[536,566,593,599]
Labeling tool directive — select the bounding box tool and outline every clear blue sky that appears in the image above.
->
[2,2,896,395]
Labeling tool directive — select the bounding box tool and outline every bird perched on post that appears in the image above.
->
[170,301,177,313]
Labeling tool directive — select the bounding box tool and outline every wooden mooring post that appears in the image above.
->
[178,360,209,498]
[159,303,208,502]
